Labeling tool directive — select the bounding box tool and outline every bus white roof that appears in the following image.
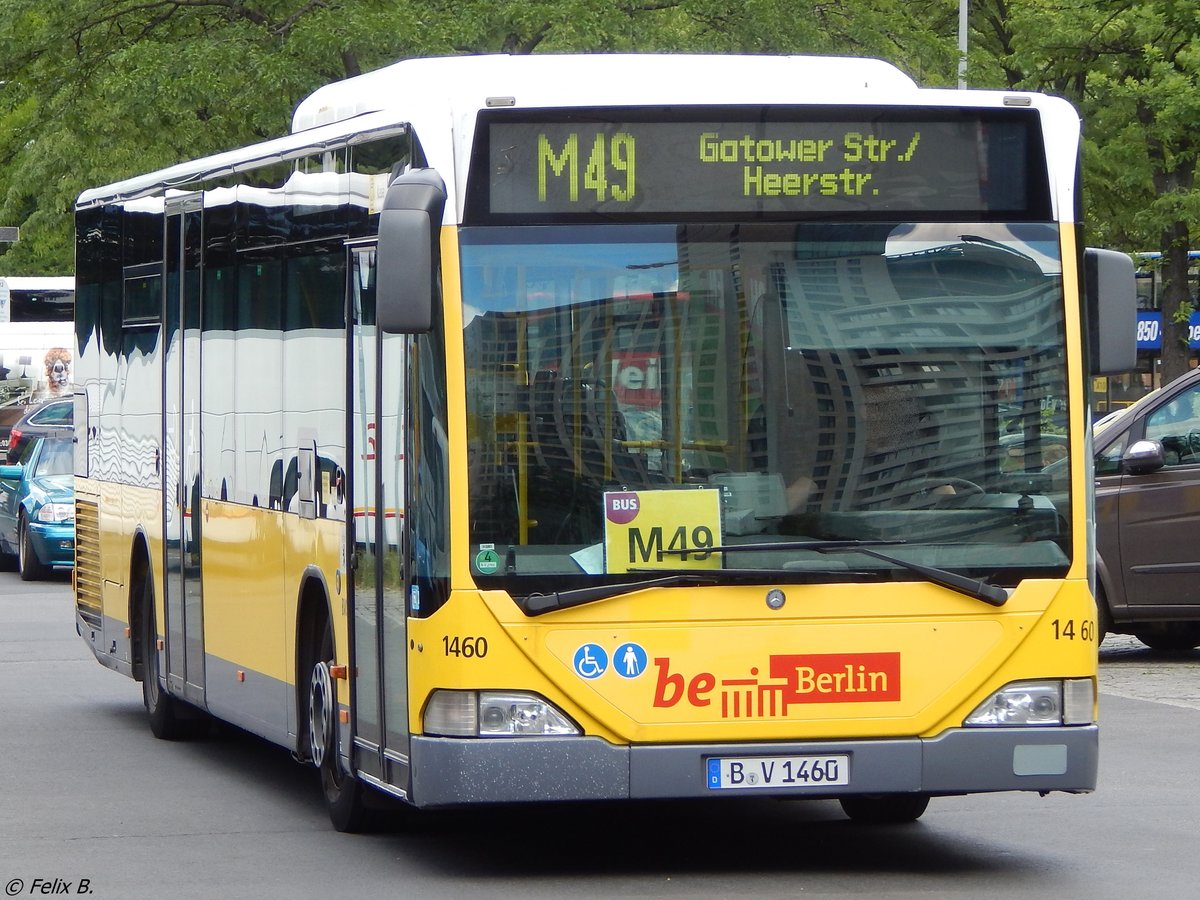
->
[291,54,921,131]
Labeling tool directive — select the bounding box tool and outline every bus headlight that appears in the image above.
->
[965,679,1094,727]
[424,690,581,737]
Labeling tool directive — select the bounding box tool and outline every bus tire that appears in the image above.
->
[308,617,369,832]
[839,793,930,824]
[18,515,47,581]
[140,568,208,740]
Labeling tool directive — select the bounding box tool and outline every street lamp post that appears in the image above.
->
[958,0,969,88]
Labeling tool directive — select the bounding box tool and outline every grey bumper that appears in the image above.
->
[409,725,1097,807]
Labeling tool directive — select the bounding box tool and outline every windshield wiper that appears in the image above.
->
[703,540,1009,607]
[518,573,720,616]
[519,541,1008,614]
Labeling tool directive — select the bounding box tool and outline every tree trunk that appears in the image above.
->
[1159,225,1195,386]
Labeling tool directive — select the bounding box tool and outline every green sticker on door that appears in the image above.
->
[475,544,500,574]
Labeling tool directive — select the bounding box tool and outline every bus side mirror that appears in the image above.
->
[1084,247,1136,375]
[376,168,447,334]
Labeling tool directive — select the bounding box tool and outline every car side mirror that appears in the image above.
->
[1122,439,1165,475]
[0,464,23,481]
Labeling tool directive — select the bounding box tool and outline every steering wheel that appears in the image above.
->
[902,476,986,508]
[1186,430,1200,458]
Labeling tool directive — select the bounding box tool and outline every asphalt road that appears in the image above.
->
[2,573,1199,899]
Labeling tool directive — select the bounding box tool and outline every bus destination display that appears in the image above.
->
[485,114,1038,218]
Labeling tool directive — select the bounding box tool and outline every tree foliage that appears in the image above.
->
[0,0,460,272]
[961,1,1200,382]
[0,1,961,272]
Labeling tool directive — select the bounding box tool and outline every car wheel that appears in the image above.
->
[18,514,47,581]
[839,793,930,823]
[1133,626,1200,652]
[1095,584,1112,645]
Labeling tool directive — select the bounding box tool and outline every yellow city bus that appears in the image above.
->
[73,54,1135,831]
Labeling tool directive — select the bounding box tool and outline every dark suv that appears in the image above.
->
[6,397,72,464]
[1092,367,1200,649]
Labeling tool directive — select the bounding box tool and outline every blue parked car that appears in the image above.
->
[0,435,74,579]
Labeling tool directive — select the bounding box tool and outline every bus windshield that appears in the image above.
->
[460,221,1069,592]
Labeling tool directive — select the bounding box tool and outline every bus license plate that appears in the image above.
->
[707,754,849,790]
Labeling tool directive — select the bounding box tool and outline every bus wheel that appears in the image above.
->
[141,568,207,740]
[308,619,369,832]
[839,793,930,824]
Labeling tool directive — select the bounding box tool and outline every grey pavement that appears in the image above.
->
[1099,633,1200,710]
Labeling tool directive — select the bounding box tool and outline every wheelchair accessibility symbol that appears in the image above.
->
[573,643,609,679]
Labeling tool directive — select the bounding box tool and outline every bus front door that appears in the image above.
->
[163,195,206,706]
[347,243,412,796]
